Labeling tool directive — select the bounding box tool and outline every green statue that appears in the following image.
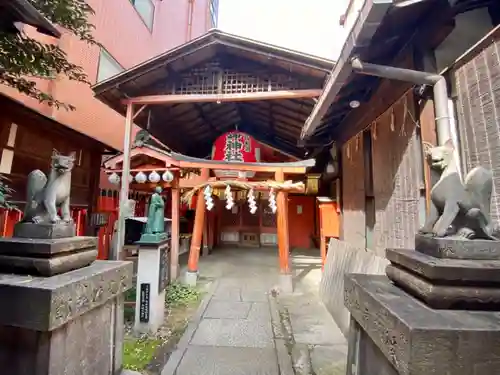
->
[139,186,167,243]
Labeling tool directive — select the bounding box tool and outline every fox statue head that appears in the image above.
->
[422,139,454,172]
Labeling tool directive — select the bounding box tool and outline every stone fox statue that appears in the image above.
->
[419,139,497,240]
[23,150,75,224]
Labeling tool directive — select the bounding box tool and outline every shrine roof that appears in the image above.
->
[103,132,313,175]
[169,152,315,174]
[300,0,498,144]
[92,29,338,159]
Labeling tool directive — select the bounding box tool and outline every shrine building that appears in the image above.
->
[92,29,341,289]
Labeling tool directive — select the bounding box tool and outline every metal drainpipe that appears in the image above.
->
[350,57,452,146]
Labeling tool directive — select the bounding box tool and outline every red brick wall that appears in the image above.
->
[1,0,211,151]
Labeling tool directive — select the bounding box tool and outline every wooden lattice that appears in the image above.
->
[171,59,303,95]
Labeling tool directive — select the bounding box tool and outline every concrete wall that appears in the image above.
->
[319,238,388,337]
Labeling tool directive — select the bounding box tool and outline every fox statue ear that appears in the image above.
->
[68,151,77,161]
[52,149,60,157]
[444,139,455,149]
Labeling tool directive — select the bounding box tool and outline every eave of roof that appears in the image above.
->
[300,0,395,141]
[301,0,500,143]
[300,0,453,143]
[92,29,335,98]
[4,0,60,37]
[90,29,337,158]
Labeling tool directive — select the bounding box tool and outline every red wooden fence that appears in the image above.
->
[0,188,189,260]
[0,207,87,237]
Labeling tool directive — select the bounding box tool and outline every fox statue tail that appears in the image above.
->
[23,170,47,220]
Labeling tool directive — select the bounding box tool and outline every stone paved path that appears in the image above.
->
[160,248,346,375]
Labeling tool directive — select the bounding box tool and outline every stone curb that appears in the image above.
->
[268,293,295,375]
[160,279,219,375]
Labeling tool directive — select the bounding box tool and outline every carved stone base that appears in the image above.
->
[138,232,168,244]
[415,233,500,260]
[0,261,133,375]
[386,263,500,309]
[386,248,500,309]
[13,221,76,239]
[0,236,97,277]
[345,274,500,375]
[387,248,500,284]
[0,249,97,277]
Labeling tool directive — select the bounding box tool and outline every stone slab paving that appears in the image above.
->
[280,251,348,374]
[162,278,282,375]
[161,248,346,375]
[190,317,274,347]
[203,301,252,319]
[176,346,279,375]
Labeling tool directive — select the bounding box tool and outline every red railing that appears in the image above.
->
[0,207,88,238]
[0,188,186,260]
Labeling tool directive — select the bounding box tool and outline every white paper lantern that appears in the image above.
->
[162,170,174,183]
[108,172,120,185]
[135,171,147,184]
[149,171,161,183]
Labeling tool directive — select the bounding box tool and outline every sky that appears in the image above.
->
[217,0,349,60]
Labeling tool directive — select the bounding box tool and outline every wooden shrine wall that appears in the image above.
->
[0,103,103,209]
[452,27,500,227]
[218,195,316,249]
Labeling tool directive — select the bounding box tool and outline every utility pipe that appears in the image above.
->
[350,57,452,145]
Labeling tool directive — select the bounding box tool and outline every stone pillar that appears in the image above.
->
[134,239,169,334]
[0,233,133,375]
[345,234,500,375]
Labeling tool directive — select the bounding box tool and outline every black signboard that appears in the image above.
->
[139,283,150,323]
[158,247,169,293]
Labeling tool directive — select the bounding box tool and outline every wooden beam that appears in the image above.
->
[187,168,210,276]
[133,105,148,120]
[116,103,134,260]
[178,161,307,174]
[170,176,180,281]
[193,103,222,135]
[122,89,323,106]
[103,146,180,169]
[173,155,312,173]
[275,169,291,274]
[419,98,437,215]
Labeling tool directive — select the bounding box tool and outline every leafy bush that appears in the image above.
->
[165,282,201,307]
[0,174,14,209]
[124,286,136,302]
[123,337,162,371]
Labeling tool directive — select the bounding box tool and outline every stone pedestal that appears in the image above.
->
[344,234,500,375]
[279,273,293,294]
[14,221,76,239]
[184,271,198,287]
[0,236,98,277]
[134,239,169,334]
[0,260,133,375]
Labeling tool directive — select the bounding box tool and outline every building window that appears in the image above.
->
[209,0,219,28]
[96,49,124,83]
[130,0,155,30]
